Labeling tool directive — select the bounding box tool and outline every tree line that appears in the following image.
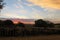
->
[0,19,55,28]
[0,19,56,36]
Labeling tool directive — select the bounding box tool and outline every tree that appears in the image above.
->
[0,0,5,12]
[35,19,54,28]
[35,19,48,27]
[46,21,54,28]
[3,20,14,28]
[16,22,25,27]
[0,0,3,9]
[0,20,3,27]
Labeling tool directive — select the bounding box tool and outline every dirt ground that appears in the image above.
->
[0,35,60,40]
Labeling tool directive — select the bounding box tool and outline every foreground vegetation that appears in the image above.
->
[0,19,60,36]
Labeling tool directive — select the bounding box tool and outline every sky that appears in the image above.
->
[0,0,60,21]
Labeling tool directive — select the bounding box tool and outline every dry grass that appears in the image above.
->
[0,35,60,40]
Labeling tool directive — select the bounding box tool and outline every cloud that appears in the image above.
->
[17,0,21,2]
[14,4,20,8]
[0,13,29,19]
[31,11,44,19]
[17,0,34,7]
[13,15,29,19]
[32,14,44,19]
[14,10,28,14]
[0,13,18,18]
[14,0,24,9]
[27,0,60,9]
[14,3,24,9]
[20,10,27,13]
[47,13,55,19]
[25,3,34,6]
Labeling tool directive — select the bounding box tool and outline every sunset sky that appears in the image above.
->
[0,0,60,21]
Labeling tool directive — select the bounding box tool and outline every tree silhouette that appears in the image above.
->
[35,19,48,27]
[46,21,54,28]
[0,20,3,27]
[3,20,14,28]
[35,19,54,28]
[0,0,4,9]
[16,22,25,27]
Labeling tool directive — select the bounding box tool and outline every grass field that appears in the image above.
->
[0,35,60,40]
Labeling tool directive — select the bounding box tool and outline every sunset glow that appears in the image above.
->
[12,19,34,24]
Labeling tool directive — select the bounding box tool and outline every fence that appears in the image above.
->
[0,27,60,36]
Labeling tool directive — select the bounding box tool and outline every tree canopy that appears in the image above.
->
[35,19,54,28]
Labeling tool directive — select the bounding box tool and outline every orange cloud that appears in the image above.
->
[27,0,60,9]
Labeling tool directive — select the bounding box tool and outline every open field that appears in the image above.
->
[0,35,60,40]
